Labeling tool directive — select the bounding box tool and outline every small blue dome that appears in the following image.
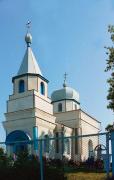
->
[51,86,79,103]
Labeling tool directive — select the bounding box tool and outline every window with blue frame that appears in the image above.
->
[19,80,25,93]
[40,82,45,95]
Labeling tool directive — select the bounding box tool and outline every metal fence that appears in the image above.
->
[0,132,112,180]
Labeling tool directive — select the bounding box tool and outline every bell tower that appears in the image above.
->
[3,23,56,155]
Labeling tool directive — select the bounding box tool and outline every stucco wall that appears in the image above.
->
[7,95,34,112]
[80,111,100,160]
[28,76,38,91]
[54,110,80,128]
[53,100,80,114]
[35,95,53,114]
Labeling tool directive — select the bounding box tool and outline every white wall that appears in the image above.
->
[53,100,80,113]
[35,95,53,114]
[8,95,34,112]
[55,110,80,128]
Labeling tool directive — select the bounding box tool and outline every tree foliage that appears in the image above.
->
[105,25,114,111]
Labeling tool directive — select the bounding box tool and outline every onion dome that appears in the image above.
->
[51,86,80,103]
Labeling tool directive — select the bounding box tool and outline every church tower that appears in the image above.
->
[3,27,56,154]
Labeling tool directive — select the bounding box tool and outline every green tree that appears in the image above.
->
[105,25,114,111]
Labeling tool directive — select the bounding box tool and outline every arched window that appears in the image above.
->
[58,103,62,112]
[40,82,45,95]
[44,135,49,153]
[19,80,25,93]
[88,140,94,158]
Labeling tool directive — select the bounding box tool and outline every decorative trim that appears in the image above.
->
[12,73,49,83]
[8,90,51,104]
[58,118,100,130]
[5,107,54,118]
[3,115,56,127]
[51,98,80,105]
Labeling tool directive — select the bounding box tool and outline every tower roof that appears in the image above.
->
[17,32,42,76]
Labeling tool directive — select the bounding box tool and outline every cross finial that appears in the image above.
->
[64,72,68,81]
[26,20,31,32]
[63,72,68,87]
[25,20,32,47]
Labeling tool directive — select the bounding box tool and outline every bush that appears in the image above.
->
[0,149,64,180]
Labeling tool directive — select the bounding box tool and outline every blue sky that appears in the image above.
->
[0,0,114,141]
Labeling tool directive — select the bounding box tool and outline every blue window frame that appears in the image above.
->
[40,82,45,95]
[6,130,31,154]
[19,80,25,93]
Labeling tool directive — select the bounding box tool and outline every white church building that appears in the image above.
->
[3,30,101,161]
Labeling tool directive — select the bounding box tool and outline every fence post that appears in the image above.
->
[110,130,114,177]
[40,140,43,180]
[33,126,38,154]
[106,133,110,178]
[61,125,64,161]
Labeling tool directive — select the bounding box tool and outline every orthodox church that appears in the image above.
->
[3,29,101,161]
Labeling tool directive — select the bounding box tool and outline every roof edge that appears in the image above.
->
[12,73,49,83]
[80,109,101,124]
[51,98,80,105]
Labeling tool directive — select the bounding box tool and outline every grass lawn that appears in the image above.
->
[65,172,108,180]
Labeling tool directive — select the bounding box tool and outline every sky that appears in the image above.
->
[0,0,114,141]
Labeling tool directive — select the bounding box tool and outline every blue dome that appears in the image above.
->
[51,86,79,103]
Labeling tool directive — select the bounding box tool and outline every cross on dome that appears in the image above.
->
[26,20,31,31]
[63,72,68,87]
